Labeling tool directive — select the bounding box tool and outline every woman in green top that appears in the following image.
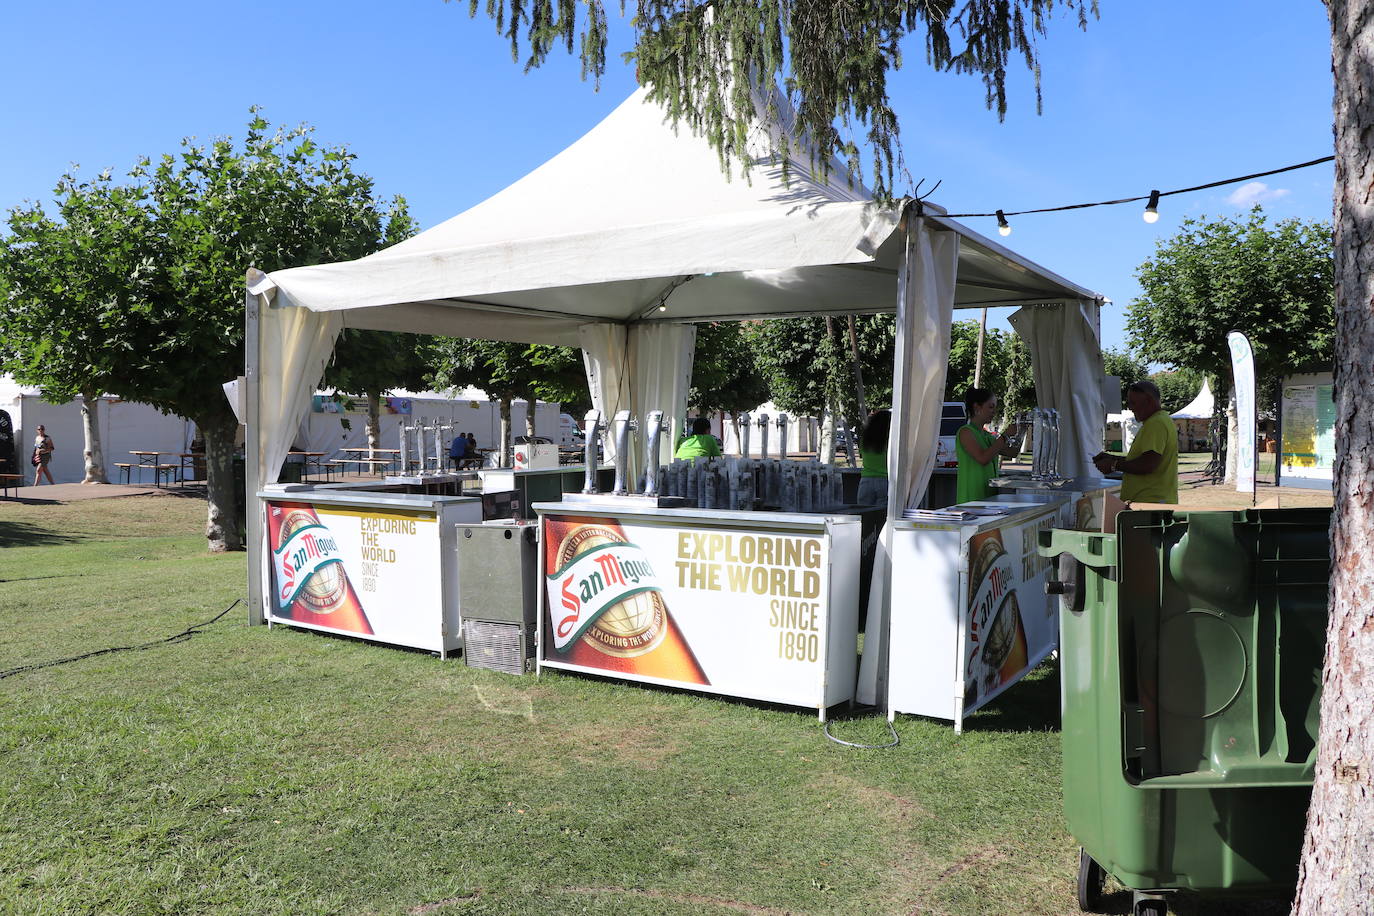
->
[857,409,891,507]
[955,388,1019,504]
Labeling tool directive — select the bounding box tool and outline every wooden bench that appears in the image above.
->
[155,463,182,487]
[114,463,134,484]
[0,473,22,498]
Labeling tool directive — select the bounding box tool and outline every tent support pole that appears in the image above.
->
[244,286,265,626]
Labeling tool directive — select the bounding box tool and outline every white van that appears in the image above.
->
[558,413,586,448]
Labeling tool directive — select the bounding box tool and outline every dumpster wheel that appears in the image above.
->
[1131,894,1168,916]
[1076,847,1106,911]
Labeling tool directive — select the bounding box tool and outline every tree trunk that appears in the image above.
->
[525,396,538,439]
[498,395,512,467]
[365,390,382,453]
[1224,386,1238,484]
[847,315,868,420]
[1292,6,1374,910]
[78,387,108,484]
[202,412,243,552]
[820,404,836,464]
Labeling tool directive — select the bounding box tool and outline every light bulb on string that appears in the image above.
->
[996,210,1011,237]
[1143,190,1161,224]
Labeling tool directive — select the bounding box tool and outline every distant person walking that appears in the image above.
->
[31,425,55,485]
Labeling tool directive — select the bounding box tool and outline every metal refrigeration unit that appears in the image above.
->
[456,521,539,674]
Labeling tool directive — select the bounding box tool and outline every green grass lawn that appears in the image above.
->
[0,496,1282,915]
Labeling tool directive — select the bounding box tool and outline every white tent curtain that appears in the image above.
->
[1007,300,1104,479]
[628,323,697,474]
[578,321,697,482]
[856,216,960,707]
[254,288,343,489]
[578,323,631,464]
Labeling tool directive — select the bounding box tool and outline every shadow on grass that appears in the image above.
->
[961,659,1062,733]
[0,520,80,549]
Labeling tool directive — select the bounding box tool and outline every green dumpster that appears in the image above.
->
[1039,508,1329,916]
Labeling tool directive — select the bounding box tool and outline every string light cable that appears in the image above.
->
[0,598,243,681]
[939,155,1335,235]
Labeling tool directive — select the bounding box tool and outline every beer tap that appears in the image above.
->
[610,409,635,496]
[398,422,410,476]
[757,413,770,462]
[581,409,602,493]
[739,412,752,457]
[1029,410,1044,479]
[641,410,664,496]
[775,414,789,461]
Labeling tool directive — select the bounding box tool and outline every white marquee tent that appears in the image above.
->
[244,84,1105,696]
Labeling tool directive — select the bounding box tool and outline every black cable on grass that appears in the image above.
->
[0,598,243,681]
[824,708,900,749]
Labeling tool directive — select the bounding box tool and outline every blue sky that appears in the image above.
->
[3,1,1335,355]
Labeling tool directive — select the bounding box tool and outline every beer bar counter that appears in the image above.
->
[534,499,861,719]
[885,495,1068,732]
[260,485,481,656]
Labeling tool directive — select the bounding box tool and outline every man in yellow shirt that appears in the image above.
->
[1093,380,1178,504]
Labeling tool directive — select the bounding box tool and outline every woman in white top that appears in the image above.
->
[32,425,55,485]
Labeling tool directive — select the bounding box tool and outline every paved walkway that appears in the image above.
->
[1,481,195,504]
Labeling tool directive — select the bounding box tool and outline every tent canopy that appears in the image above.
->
[244,83,1105,645]
[258,86,1098,345]
[1171,379,1215,419]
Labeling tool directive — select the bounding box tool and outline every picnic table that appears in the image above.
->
[0,473,22,497]
[121,451,182,487]
[287,450,329,481]
[333,447,400,476]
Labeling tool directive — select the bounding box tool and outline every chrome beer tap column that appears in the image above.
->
[775,414,789,460]
[641,410,664,496]
[757,413,770,461]
[739,412,752,457]
[581,409,602,493]
[610,410,635,496]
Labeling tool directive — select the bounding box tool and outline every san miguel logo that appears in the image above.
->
[272,512,346,611]
[547,525,664,657]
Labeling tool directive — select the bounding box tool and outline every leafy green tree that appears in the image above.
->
[428,338,581,464]
[689,322,769,418]
[1101,347,1150,412]
[0,169,161,484]
[1,113,412,549]
[1127,207,1333,389]
[1150,367,1206,415]
[1128,207,1332,481]
[465,0,1096,199]
[323,330,436,452]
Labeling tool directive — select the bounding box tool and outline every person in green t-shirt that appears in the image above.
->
[1093,380,1178,503]
[956,388,1019,504]
[857,409,891,506]
[675,417,722,459]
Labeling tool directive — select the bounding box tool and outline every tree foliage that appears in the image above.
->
[1127,207,1334,389]
[461,0,1097,199]
[1150,367,1206,415]
[1100,347,1149,411]
[0,112,413,548]
[744,315,894,419]
[689,322,769,416]
[427,338,584,461]
[944,320,1034,417]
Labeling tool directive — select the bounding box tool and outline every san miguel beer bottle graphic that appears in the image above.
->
[267,502,374,635]
[543,516,708,685]
[965,529,1028,702]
